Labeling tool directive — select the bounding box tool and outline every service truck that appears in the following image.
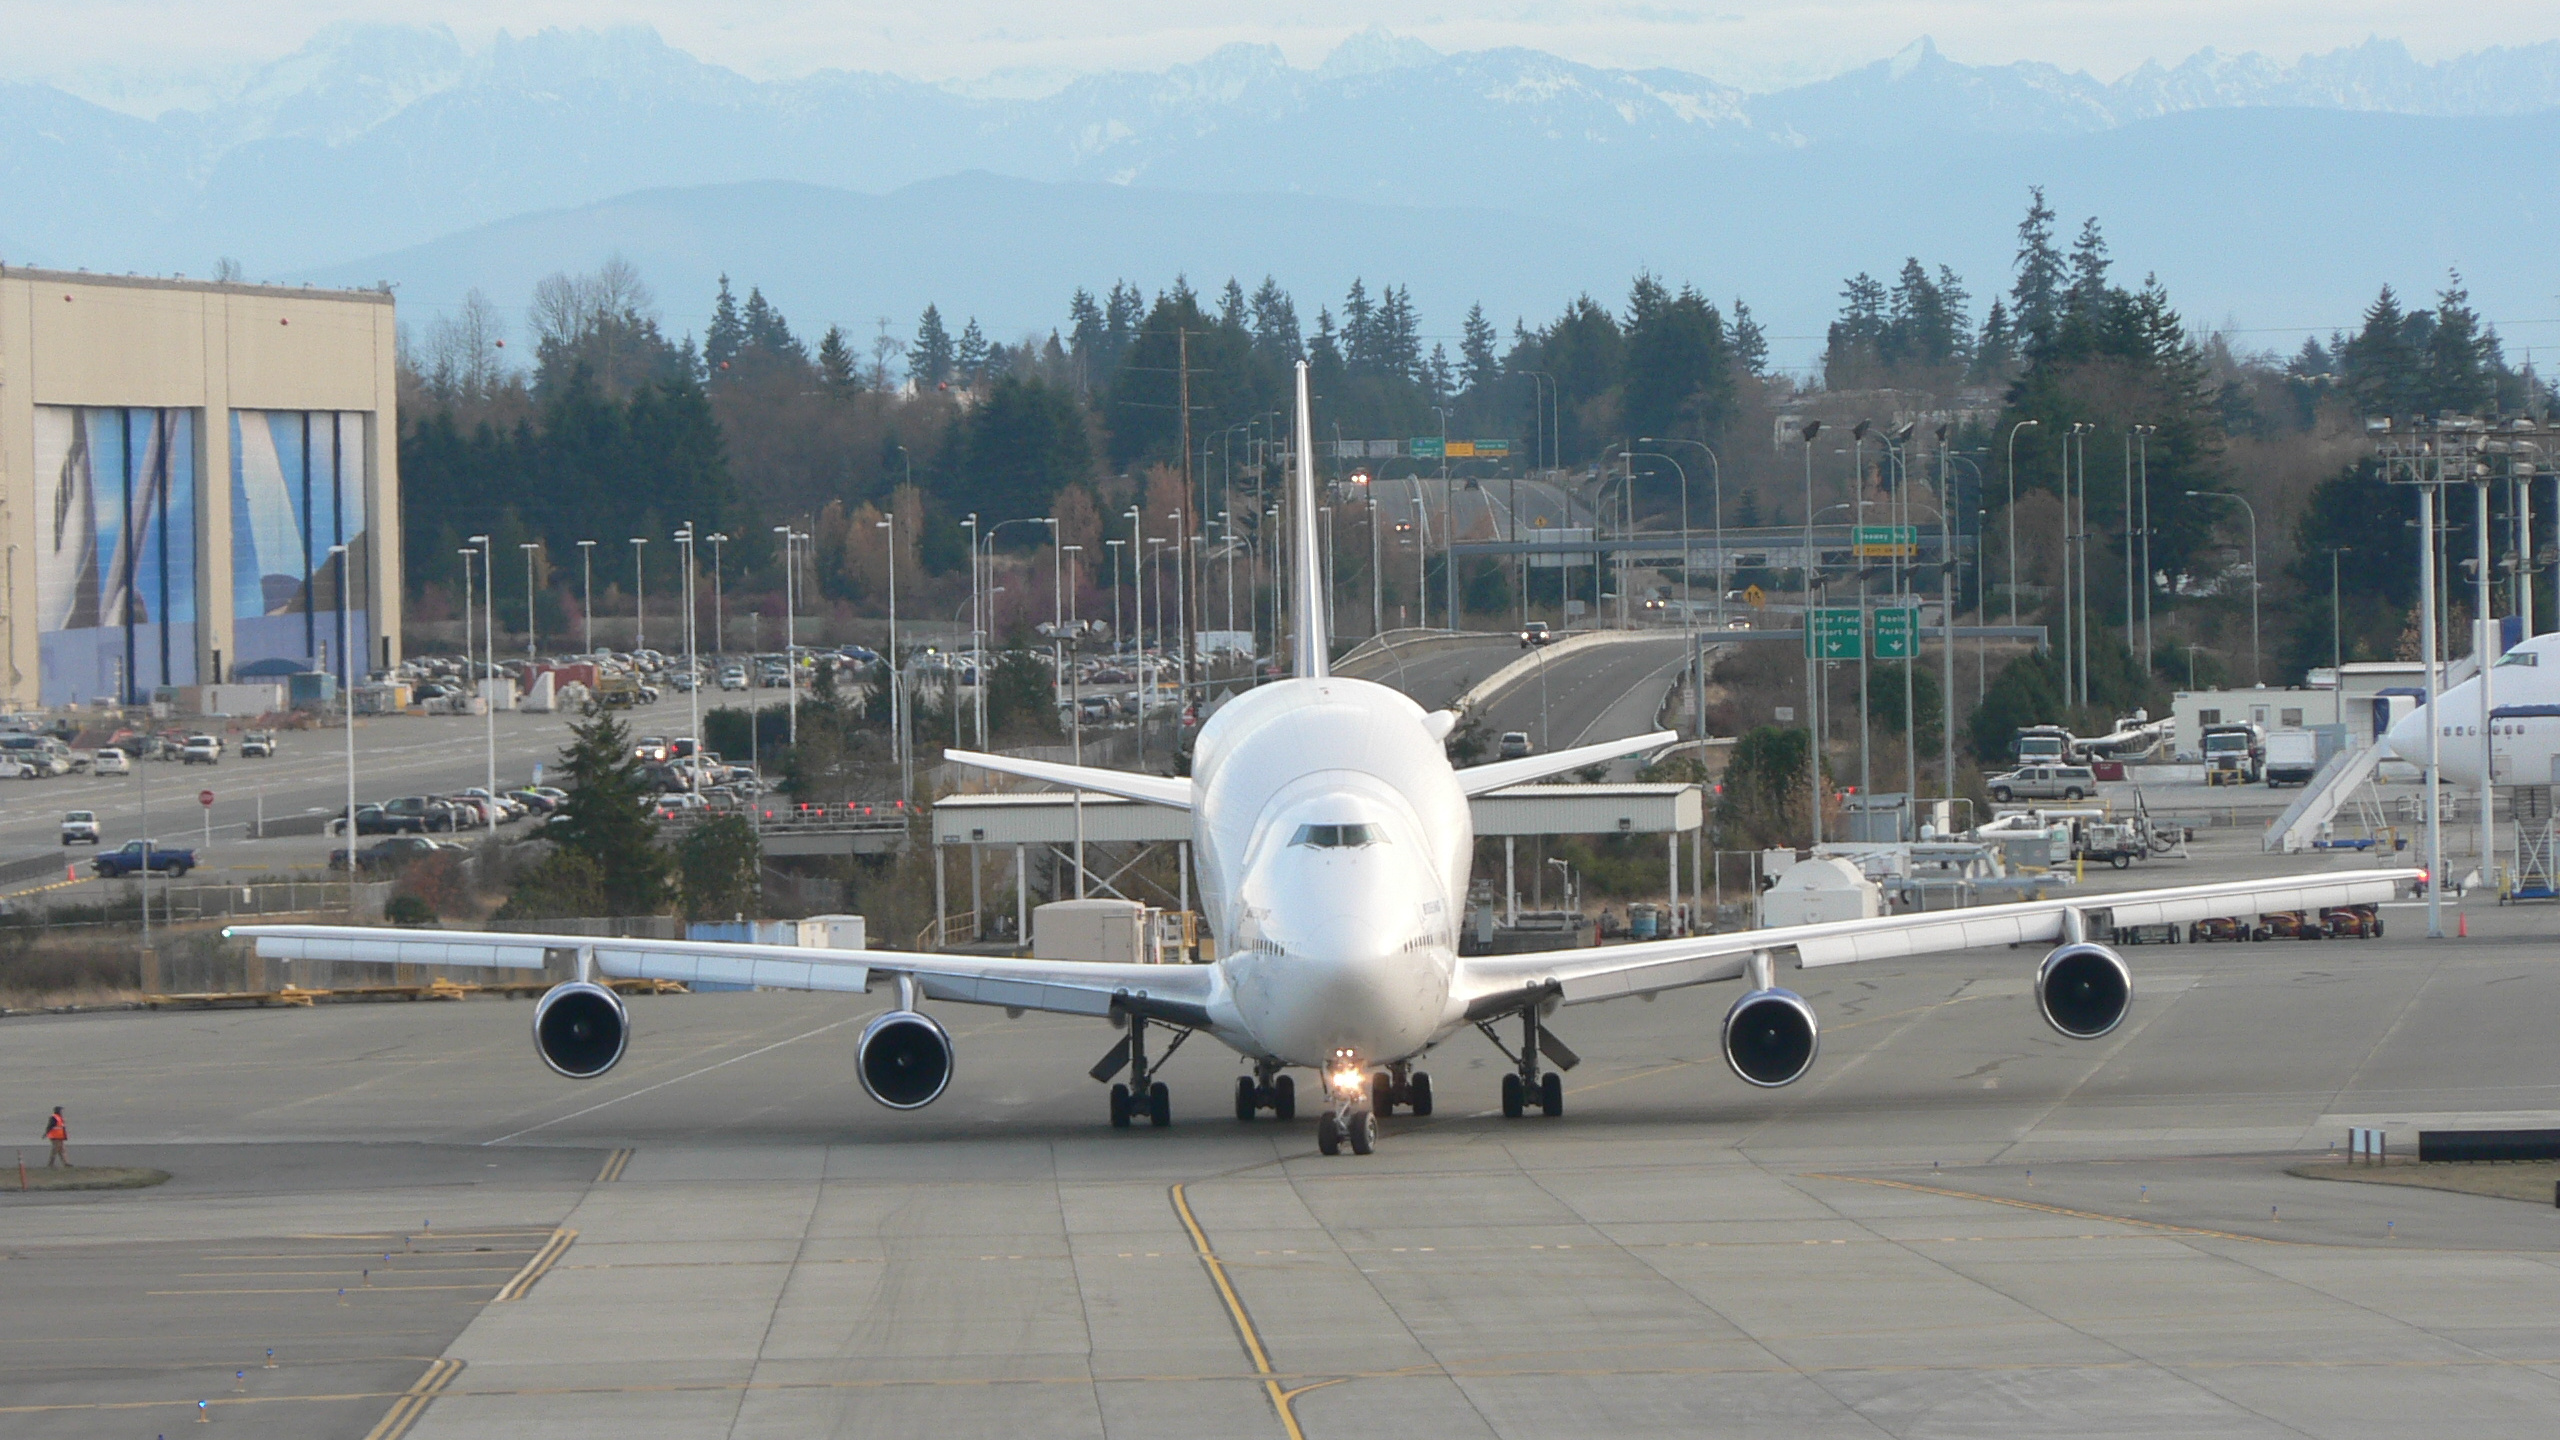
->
[2201,722,2265,784]
[2263,730,2320,787]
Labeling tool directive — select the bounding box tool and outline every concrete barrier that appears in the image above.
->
[1453,629,1682,715]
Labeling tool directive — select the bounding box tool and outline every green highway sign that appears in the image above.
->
[1853,525,1919,557]
[1474,438,1511,456]
[1804,606,1862,660]
[1872,606,1920,659]
[1409,436,1444,459]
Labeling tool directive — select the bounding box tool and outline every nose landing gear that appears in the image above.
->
[1316,1048,1385,1156]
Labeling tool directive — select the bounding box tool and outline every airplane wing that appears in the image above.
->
[226,925,1219,1027]
[943,748,1193,810]
[1455,869,2418,1013]
[1454,729,1678,796]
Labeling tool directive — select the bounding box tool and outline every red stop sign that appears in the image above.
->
[198,790,214,808]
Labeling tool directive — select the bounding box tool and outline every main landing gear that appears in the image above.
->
[1234,1062,1297,1121]
[1479,1009,1577,1118]
[1093,1014,1190,1129]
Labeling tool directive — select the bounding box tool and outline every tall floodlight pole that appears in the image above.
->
[2418,482,2443,937]
[2187,491,2260,684]
[1640,437,1717,624]
[1063,543,1086,895]
[629,538,646,653]
[2005,420,2038,631]
[472,534,496,801]
[1167,512,1188,702]
[2134,424,2156,670]
[706,533,729,661]
[2326,547,2353,671]
[1850,423,1874,819]
[963,514,983,747]
[1125,505,1146,724]
[674,526,700,788]
[518,542,539,659]
[877,516,905,802]
[774,526,800,746]
[2474,478,2496,889]
[2060,425,2083,706]
[332,544,356,891]
[1798,420,1823,846]
[576,539,595,655]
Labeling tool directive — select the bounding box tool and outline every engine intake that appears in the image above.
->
[858,1010,954,1109]
[534,980,629,1079]
[1722,987,1819,1088]
[2037,942,2133,1039]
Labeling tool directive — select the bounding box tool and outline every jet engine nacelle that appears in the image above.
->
[1722,987,1820,1088]
[857,1010,955,1109]
[2036,942,2133,1039]
[534,980,629,1079]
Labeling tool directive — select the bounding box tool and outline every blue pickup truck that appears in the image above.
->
[92,839,196,879]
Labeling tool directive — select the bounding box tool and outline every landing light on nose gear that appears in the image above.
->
[1317,1049,1378,1156]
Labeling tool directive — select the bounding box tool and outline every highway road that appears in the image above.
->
[1472,635,1700,760]
[1335,634,1521,712]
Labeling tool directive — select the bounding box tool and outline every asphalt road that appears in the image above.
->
[4,833,2550,1438]
[1472,636,1699,757]
[1337,635,1522,713]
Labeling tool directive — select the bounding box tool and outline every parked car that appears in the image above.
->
[718,665,748,691]
[331,836,456,873]
[90,748,131,776]
[1518,621,1552,648]
[1497,731,1534,759]
[94,839,195,878]
[380,796,455,833]
[180,734,222,764]
[0,756,35,780]
[61,810,101,845]
[1986,765,2097,804]
[331,803,395,837]
[240,731,275,758]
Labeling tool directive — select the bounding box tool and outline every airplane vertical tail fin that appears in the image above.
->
[1290,360,1328,679]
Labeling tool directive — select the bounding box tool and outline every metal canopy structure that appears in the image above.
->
[928,783,1711,952]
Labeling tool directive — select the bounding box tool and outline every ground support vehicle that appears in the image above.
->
[2321,904,2384,939]
[2187,916,2253,943]
[2072,820,2146,869]
[2254,910,2324,941]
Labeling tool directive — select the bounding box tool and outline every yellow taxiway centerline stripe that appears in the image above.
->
[361,1357,464,1440]
[1173,1182,1316,1440]
[494,1227,578,1302]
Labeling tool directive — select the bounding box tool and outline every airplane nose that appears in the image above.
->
[2382,706,2422,761]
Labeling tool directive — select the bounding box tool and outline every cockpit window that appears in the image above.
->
[1291,823,1384,848]
[2496,650,2538,667]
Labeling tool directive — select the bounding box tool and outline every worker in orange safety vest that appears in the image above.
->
[43,1106,66,1168]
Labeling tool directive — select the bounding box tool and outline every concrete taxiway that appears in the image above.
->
[6,845,2559,1437]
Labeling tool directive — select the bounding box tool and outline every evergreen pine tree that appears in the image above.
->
[2010,188,2065,349]
[704,274,744,376]
[1460,303,1501,395]
[817,325,858,390]
[1730,299,1768,378]
[541,706,671,915]
[909,305,954,387]
[955,317,989,383]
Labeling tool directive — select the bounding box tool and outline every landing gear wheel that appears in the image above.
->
[1317,1112,1342,1155]
[1348,1109,1377,1156]
[1235,1076,1258,1121]
[1408,1072,1433,1116]
[1501,1072,1526,1118]
[1369,1071,1395,1116]
[1272,1075,1296,1120]
[1539,1072,1565,1116]
[1148,1081,1171,1127]
[1109,1083,1132,1129]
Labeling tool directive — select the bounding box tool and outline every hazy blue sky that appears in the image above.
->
[15,2,2556,112]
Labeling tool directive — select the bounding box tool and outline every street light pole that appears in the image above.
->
[520,542,540,659]
[2187,490,2260,684]
[332,543,356,892]
[2005,420,2038,632]
[773,526,800,747]
[629,537,647,653]
[876,516,904,802]
[674,526,699,789]
[576,539,595,655]
[2327,546,2353,671]
[1797,420,1823,847]
[2134,424,2156,670]
[473,534,495,801]
[706,533,728,661]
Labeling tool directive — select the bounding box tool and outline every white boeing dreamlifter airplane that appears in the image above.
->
[232,363,2416,1156]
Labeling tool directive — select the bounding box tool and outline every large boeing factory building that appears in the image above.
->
[0,266,402,711]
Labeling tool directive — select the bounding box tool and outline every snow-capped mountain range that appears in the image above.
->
[4,26,2554,370]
